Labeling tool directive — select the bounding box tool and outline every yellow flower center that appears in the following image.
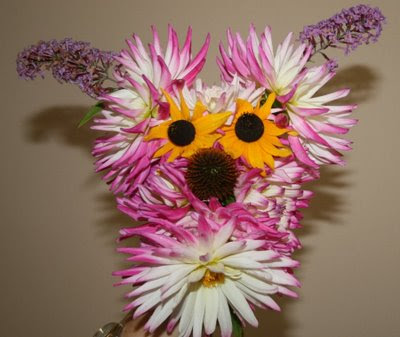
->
[202,269,225,288]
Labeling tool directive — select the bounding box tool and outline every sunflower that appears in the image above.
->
[145,90,230,162]
[220,92,291,170]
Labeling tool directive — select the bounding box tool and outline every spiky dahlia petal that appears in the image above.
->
[116,25,210,89]
[92,26,210,196]
[287,64,358,166]
[115,216,299,337]
[116,156,298,255]
[218,26,357,167]
[181,76,265,125]
[218,25,311,97]
[117,159,192,221]
[234,158,317,252]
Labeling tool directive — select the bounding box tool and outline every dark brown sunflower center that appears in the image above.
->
[167,120,196,146]
[235,113,264,142]
[186,148,238,201]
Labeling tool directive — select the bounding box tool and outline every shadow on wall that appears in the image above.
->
[25,105,96,154]
[247,64,379,337]
[23,64,378,337]
[24,103,136,256]
[300,63,378,230]
[320,64,379,104]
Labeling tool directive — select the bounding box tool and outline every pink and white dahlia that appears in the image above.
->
[183,75,264,115]
[285,64,358,167]
[181,199,290,254]
[218,25,311,98]
[117,158,193,221]
[218,25,357,167]
[235,159,315,230]
[116,25,210,91]
[234,159,316,252]
[92,89,161,195]
[116,157,293,254]
[116,150,302,254]
[115,216,299,337]
[92,26,210,196]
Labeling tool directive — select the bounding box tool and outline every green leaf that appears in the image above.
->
[231,311,244,337]
[78,102,104,128]
[220,195,236,207]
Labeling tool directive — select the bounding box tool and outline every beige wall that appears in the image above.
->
[1,1,399,336]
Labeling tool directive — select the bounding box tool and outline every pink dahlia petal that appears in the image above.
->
[219,25,310,96]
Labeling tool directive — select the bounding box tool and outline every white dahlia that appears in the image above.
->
[116,217,299,337]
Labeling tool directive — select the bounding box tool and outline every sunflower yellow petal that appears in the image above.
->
[258,92,276,119]
[179,91,190,120]
[276,147,292,157]
[219,132,243,158]
[236,99,254,116]
[222,124,234,132]
[225,141,245,159]
[261,151,275,169]
[154,142,174,158]
[193,112,231,134]
[192,101,207,120]
[263,134,284,147]
[247,143,265,169]
[194,133,221,149]
[219,131,236,148]
[181,147,195,158]
[241,143,251,164]
[259,139,283,156]
[232,140,246,158]
[167,146,183,162]
[264,120,289,136]
[162,89,182,120]
[145,121,171,141]
[181,138,210,157]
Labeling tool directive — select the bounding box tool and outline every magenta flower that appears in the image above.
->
[117,158,304,255]
[218,25,311,97]
[233,158,317,252]
[235,159,316,228]
[285,63,358,167]
[92,26,210,196]
[117,158,194,221]
[217,26,358,167]
[115,25,210,91]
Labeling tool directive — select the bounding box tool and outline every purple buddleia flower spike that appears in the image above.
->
[300,4,386,66]
[16,38,117,98]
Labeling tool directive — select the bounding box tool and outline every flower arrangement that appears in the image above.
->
[17,4,386,337]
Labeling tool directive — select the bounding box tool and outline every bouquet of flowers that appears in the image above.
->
[17,4,385,337]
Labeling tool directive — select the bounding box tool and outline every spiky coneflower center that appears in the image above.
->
[235,113,264,142]
[186,148,238,201]
[202,270,225,288]
[168,120,196,146]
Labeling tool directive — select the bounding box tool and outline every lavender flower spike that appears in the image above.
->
[16,38,117,98]
[300,4,386,63]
